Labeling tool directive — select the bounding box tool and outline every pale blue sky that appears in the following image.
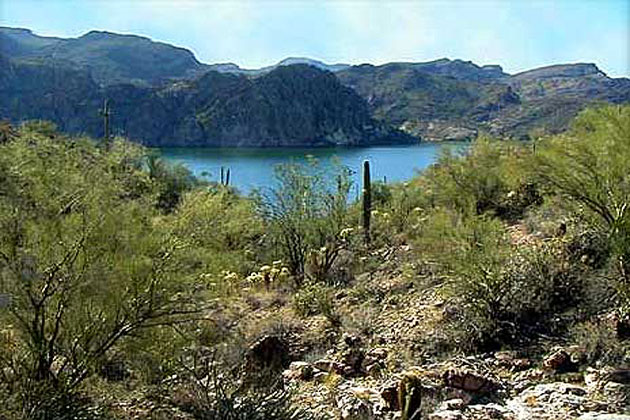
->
[2,0,629,77]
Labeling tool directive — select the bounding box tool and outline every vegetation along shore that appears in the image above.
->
[0,104,629,419]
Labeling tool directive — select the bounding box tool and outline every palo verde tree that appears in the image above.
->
[0,126,200,418]
[534,105,630,313]
[256,158,354,285]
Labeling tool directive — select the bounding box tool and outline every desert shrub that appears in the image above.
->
[423,136,540,220]
[0,130,202,413]
[256,158,357,285]
[571,320,629,366]
[171,348,318,420]
[146,153,201,213]
[20,119,59,138]
[370,180,393,207]
[414,210,584,351]
[292,282,339,324]
[171,189,263,281]
[533,105,630,314]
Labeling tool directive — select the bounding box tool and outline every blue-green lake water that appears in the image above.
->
[159,142,468,195]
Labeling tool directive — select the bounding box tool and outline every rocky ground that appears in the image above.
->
[97,243,630,420]
[237,245,630,419]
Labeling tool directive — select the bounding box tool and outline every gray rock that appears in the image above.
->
[467,403,512,419]
[282,361,313,381]
[429,410,463,420]
[507,382,589,420]
[439,399,465,411]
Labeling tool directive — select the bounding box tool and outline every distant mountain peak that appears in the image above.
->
[0,26,34,34]
[515,63,606,80]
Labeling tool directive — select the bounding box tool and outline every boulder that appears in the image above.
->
[282,361,313,381]
[443,369,500,393]
[438,399,466,411]
[313,358,346,375]
[467,403,512,419]
[608,369,630,384]
[429,410,463,420]
[380,381,399,411]
[542,350,576,373]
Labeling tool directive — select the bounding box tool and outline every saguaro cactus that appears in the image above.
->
[225,168,230,186]
[101,99,111,148]
[398,372,423,420]
[362,160,371,244]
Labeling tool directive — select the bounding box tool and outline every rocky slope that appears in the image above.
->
[0,27,207,87]
[0,56,409,146]
[1,26,629,145]
[337,60,630,140]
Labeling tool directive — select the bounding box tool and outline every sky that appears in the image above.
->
[1,0,629,77]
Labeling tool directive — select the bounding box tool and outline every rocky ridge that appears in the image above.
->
[1,26,629,146]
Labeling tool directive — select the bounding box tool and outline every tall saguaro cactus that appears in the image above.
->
[220,166,231,186]
[101,99,111,148]
[362,160,372,244]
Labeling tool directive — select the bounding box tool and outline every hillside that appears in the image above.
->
[337,60,630,140]
[0,27,207,86]
[0,106,629,419]
[0,56,409,146]
[0,26,629,144]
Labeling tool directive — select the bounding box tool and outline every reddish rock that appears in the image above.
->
[380,381,400,411]
[443,369,499,394]
[543,350,576,373]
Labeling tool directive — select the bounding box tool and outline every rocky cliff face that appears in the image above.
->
[337,60,630,140]
[1,27,629,144]
[1,27,207,87]
[0,55,410,146]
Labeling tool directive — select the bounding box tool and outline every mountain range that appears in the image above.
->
[1,26,629,146]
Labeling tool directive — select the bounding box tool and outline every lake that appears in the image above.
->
[159,142,468,196]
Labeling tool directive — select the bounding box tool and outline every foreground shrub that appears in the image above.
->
[0,130,201,416]
[534,105,630,315]
[415,210,584,351]
[172,348,314,420]
[256,159,357,285]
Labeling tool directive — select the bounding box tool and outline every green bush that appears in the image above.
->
[146,153,201,213]
[256,158,357,285]
[172,348,318,420]
[534,105,630,314]
[292,282,339,323]
[171,189,263,282]
[0,129,201,414]
[423,136,540,220]
[415,209,584,350]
